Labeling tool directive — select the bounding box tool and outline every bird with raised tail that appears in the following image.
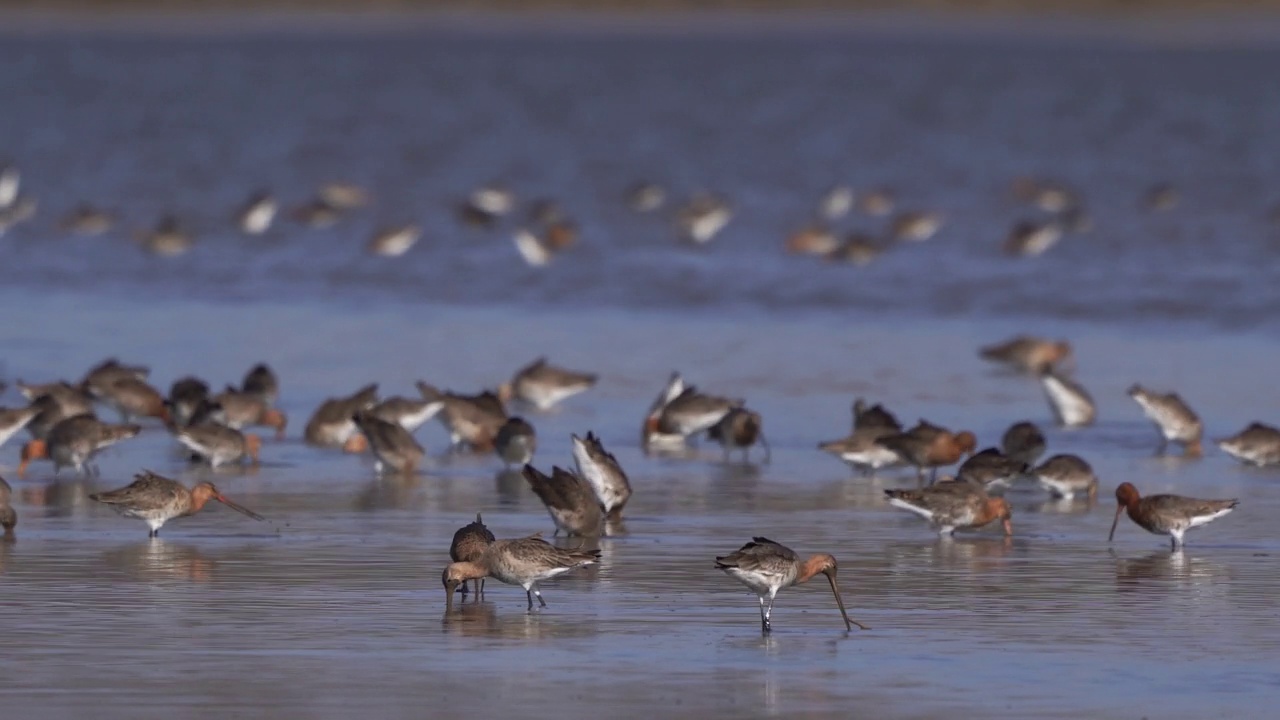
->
[1127,384,1202,457]
[90,470,265,538]
[523,463,603,537]
[1108,482,1237,549]
[370,396,443,434]
[1041,371,1095,428]
[884,482,1013,537]
[443,535,599,612]
[715,537,867,634]
[571,431,631,521]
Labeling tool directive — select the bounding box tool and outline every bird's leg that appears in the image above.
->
[929,467,938,485]
[459,581,470,596]
[149,528,158,539]
[533,585,547,608]
[526,589,534,612]
[758,595,769,633]
[764,594,776,633]
[478,579,485,597]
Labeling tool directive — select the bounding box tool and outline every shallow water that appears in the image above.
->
[1,21,1280,720]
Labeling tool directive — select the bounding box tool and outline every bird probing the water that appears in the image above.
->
[715,536,867,634]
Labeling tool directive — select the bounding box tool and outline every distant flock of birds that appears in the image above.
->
[0,161,1260,267]
[0,334,1273,632]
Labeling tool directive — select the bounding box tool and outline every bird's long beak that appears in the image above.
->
[824,570,868,631]
[445,579,460,611]
[216,494,266,521]
[1108,504,1124,542]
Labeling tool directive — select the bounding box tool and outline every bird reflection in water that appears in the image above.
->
[19,479,94,515]
[102,540,216,582]
[352,475,422,512]
[441,598,499,635]
[1031,495,1097,515]
[493,468,526,507]
[1112,549,1226,590]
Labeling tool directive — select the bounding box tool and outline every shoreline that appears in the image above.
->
[3,7,1280,47]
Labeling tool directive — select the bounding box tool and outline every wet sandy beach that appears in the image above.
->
[2,296,1279,719]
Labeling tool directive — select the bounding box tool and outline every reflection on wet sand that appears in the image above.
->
[101,540,216,582]
[1113,549,1229,589]
[18,478,95,514]
[494,468,526,507]
[353,475,423,512]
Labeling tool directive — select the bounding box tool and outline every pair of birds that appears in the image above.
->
[522,432,632,537]
[642,372,769,461]
[444,513,863,635]
[818,400,975,481]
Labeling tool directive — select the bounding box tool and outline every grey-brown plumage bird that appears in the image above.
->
[449,513,496,596]
[522,463,603,537]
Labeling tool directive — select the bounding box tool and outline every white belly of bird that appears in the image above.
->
[1042,376,1094,427]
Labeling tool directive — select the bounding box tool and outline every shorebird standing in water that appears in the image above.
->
[449,513,496,597]
[818,399,903,474]
[954,448,1027,492]
[1000,421,1046,466]
[1031,454,1098,500]
[709,407,770,463]
[1127,384,1202,457]
[443,535,599,612]
[715,537,867,634]
[1108,482,1237,549]
[19,415,140,477]
[884,482,1013,537]
[642,375,741,453]
[90,470,265,538]
[494,417,537,467]
[352,411,425,475]
[876,423,976,483]
[499,357,598,411]
[304,383,379,450]
[1217,422,1280,467]
[175,423,261,468]
[979,336,1072,375]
